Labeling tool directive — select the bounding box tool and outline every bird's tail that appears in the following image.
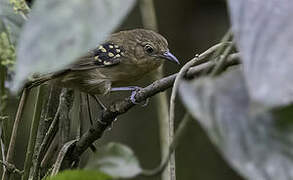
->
[25,74,54,89]
[25,69,70,89]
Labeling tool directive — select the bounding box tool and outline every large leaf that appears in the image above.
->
[0,0,24,44]
[86,143,142,178]
[228,0,293,107]
[47,170,112,180]
[13,0,136,91]
[179,68,293,180]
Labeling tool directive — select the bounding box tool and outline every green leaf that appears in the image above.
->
[47,170,112,180]
[228,0,293,107]
[0,0,24,44]
[13,0,136,91]
[86,142,142,178]
[179,68,293,180]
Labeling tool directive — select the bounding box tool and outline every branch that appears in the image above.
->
[61,51,240,169]
[22,86,45,180]
[58,89,74,148]
[2,88,30,180]
[31,88,65,180]
[0,160,22,175]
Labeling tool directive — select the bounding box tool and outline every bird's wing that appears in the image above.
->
[70,42,124,71]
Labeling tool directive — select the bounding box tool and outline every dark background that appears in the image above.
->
[7,0,244,179]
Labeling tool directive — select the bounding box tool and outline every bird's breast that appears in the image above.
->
[98,59,162,86]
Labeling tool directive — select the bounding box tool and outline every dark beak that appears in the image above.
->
[160,51,180,65]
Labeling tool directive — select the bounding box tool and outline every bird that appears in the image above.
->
[28,29,179,104]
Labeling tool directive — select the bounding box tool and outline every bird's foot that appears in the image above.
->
[130,89,149,107]
[110,86,149,107]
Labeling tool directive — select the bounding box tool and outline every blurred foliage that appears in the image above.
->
[229,0,293,107]
[9,0,29,15]
[12,0,136,91]
[180,68,293,180]
[0,32,15,70]
[86,143,142,178]
[0,0,24,44]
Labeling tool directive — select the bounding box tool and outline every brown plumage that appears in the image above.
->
[30,29,179,96]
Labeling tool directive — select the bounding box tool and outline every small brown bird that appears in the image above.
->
[30,29,179,103]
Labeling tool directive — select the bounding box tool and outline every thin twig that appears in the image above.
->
[51,140,78,176]
[0,160,22,175]
[0,126,5,171]
[185,53,239,78]
[58,89,74,148]
[210,42,234,76]
[40,136,58,171]
[141,113,191,176]
[86,94,93,125]
[210,30,232,61]
[202,29,232,75]
[2,88,30,180]
[77,93,83,139]
[22,86,45,180]
[167,52,208,180]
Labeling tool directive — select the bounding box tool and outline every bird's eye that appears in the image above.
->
[144,44,154,54]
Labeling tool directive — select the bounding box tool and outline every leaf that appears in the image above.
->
[47,170,112,180]
[13,0,136,91]
[179,68,293,180]
[86,142,142,178]
[0,0,24,44]
[228,0,293,107]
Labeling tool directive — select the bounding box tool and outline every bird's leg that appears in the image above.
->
[86,94,94,125]
[86,94,108,126]
[89,94,107,111]
[89,95,117,130]
[110,86,149,106]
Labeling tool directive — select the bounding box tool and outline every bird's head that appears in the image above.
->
[110,29,180,65]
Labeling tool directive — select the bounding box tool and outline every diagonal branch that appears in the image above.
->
[60,52,240,169]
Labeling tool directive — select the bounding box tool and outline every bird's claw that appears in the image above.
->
[110,86,149,107]
[130,88,149,107]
